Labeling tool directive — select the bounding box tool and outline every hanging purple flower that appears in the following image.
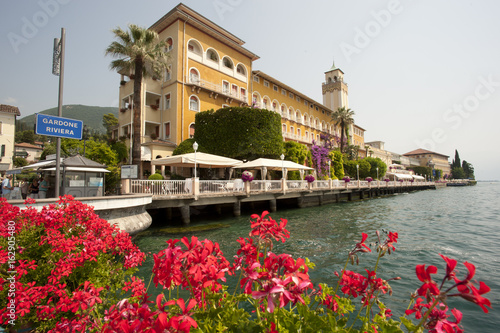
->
[343,176,351,183]
[365,177,373,183]
[242,170,254,182]
[305,174,315,183]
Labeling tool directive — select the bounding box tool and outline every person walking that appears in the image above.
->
[29,178,39,199]
[20,180,29,199]
[39,176,50,199]
[2,175,14,200]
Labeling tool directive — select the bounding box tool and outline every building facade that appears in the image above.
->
[0,104,21,173]
[403,148,451,178]
[114,4,365,175]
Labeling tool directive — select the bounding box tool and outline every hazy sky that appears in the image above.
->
[1,0,499,180]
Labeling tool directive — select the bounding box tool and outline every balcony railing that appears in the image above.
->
[186,76,248,103]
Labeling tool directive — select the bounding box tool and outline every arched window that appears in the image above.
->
[282,124,287,133]
[189,68,199,83]
[281,105,285,116]
[206,48,219,62]
[236,64,246,75]
[189,123,195,138]
[263,98,268,109]
[297,128,301,137]
[222,56,234,69]
[187,40,202,55]
[290,126,294,134]
[166,37,173,52]
[189,96,199,111]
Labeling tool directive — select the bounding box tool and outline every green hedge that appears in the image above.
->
[194,107,283,160]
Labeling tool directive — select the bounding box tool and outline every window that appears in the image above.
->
[166,37,173,52]
[252,94,259,105]
[289,92,293,98]
[187,40,202,54]
[240,87,247,100]
[164,122,170,138]
[282,89,286,95]
[297,128,301,137]
[0,121,2,134]
[290,126,294,134]
[165,93,171,109]
[305,131,309,140]
[232,84,238,97]
[282,124,287,133]
[189,96,199,111]
[273,85,278,92]
[207,49,218,62]
[223,56,233,69]
[304,100,308,106]
[263,98,268,109]
[272,102,277,111]
[165,65,172,81]
[296,96,300,102]
[222,80,230,94]
[0,144,5,157]
[236,64,246,75]
[222,104,229,108]
[264,80,269,88]
[189,68,199,83]
[253,76,260,83]
[189,124,195,138]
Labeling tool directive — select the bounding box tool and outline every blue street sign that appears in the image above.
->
[35,114,83,140]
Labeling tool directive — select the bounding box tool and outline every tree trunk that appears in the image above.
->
[340,122,345,153]
[132,60,144,178]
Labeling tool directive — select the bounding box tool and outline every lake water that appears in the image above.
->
[135,182,499,332]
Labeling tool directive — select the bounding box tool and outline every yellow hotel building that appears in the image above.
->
[115,4,365,174]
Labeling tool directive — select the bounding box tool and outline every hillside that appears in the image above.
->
[17,104,119,133]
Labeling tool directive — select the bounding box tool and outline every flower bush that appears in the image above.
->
[365,177,373,183]
[1,200,491,332]
[343,176,351,183]
[384,178,390,182]
[305,174,315,183]
[0,196,145,332]
[241,170,254,182]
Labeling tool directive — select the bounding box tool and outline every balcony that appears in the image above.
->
[186,76,248,104]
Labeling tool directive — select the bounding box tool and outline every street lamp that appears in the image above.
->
[280,154,285,179]
[356,164,359,180]
[376,167,379,180]
[328,160,331,179]
[193,141,198,178]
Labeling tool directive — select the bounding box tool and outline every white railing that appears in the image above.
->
[187,76,247,103]
[130,179,435,198]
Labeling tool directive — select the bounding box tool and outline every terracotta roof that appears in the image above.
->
[0,104,21,116]
[403,148,449,158]
[15,142,44,150]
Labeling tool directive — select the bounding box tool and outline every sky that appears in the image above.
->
[1,0,499,180]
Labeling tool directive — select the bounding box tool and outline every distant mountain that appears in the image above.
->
[17,104,119,133]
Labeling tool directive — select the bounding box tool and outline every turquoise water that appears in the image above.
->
[135,183,499,332]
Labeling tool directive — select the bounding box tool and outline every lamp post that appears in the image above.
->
[328,160,331,179]
[356,164,359,180]
[280,154,285,179]
[193,141,198,178]
[376,167,379,180]
[82,125,89,157]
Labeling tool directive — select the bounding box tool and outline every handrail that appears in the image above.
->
[130,179,435,198]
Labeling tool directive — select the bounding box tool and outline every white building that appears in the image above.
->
[0,104,20,173]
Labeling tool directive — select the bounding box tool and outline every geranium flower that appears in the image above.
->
[415,264,440,296]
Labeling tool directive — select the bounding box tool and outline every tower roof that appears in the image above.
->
[325,60,344,74]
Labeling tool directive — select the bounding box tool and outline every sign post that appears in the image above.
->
[53,28,65,198]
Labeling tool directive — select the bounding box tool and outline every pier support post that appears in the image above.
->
[269,198,277,212]
[360,191,364,200]
[297,195,305,208]
[233,200,241,217]
[180,205,190,225]
[215,205,222,215]
[348,192,352,201]
[318,194,323,206]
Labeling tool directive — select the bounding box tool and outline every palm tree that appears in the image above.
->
[331,106,355,153]
[106,24,170,174]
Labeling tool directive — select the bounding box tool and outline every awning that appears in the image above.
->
[394,173,413,180]
[412,175,425,180]
[141,146,152,161]
[232,158,313,171]
[42,167,110,173]
[21,160,57,170]
[152,152,242,168]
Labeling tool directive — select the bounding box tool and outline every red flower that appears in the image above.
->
[415,264,440,296]
[439,254,458,280]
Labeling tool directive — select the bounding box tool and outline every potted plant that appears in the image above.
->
[242,170,253,183]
